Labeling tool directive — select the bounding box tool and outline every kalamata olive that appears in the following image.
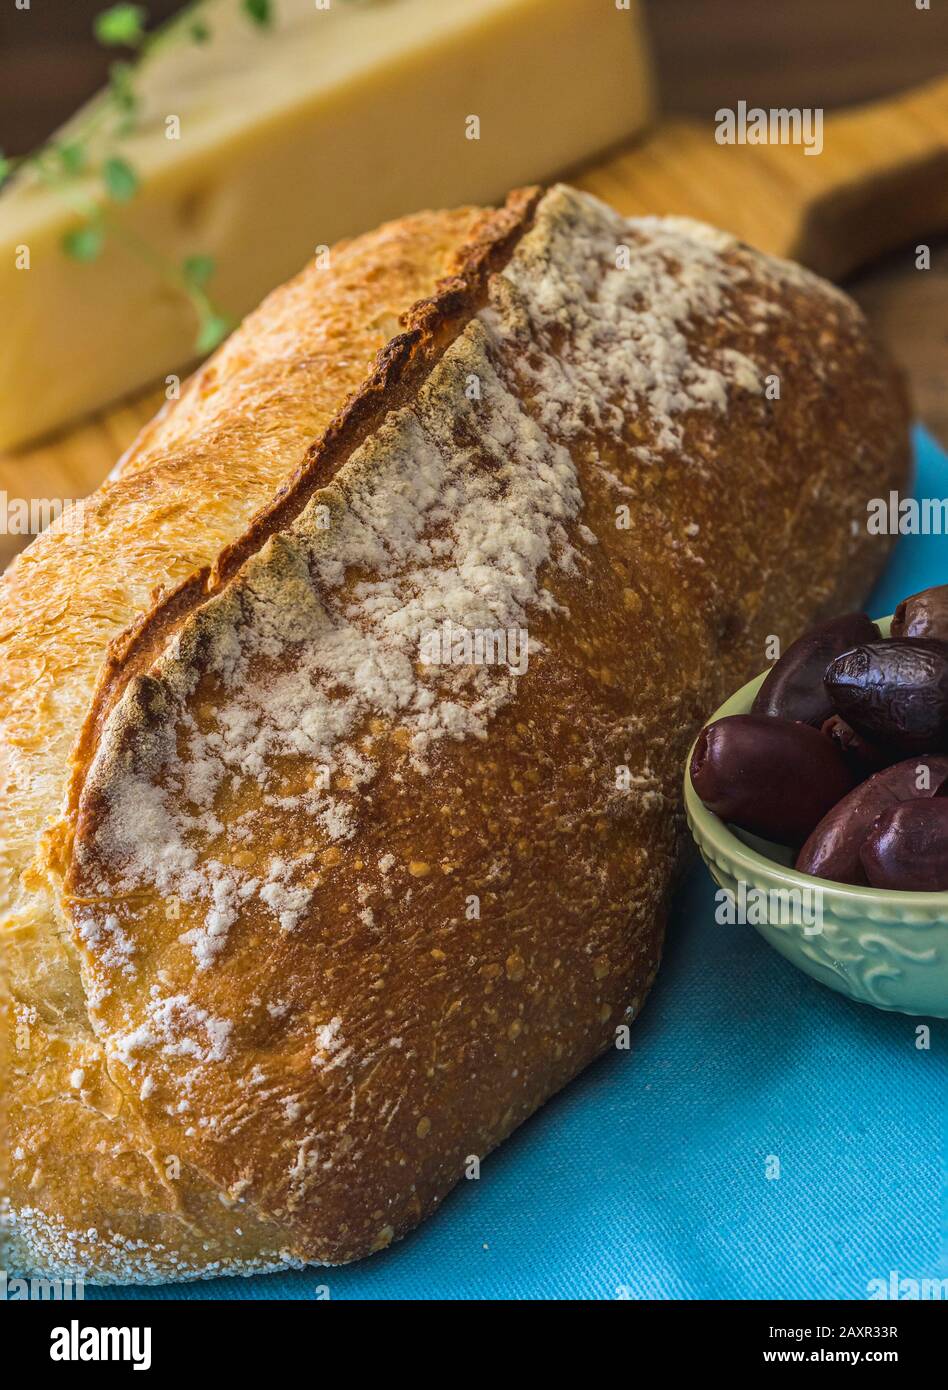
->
[860,799,948,891]
[690,713,854,846]
[824,639,948,753]
[795,755,948,884]
[820,714,893,779]
[891,584,948,640]
[752,612,879,726]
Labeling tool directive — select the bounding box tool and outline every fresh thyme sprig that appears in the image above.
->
[0,1,275,354]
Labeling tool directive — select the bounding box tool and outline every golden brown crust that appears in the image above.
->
[0,194,534,1282]
[70,187,542,813]
[3,186,909,1282]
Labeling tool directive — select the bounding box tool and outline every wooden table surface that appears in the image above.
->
[651,0,948,444]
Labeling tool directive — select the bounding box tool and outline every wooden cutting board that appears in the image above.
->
[3,76,947,570]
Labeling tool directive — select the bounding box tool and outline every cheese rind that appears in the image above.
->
[0,0,652,450]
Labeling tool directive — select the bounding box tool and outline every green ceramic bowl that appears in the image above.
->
[684,616,948,1018]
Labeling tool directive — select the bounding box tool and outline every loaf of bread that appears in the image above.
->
[0,185,908,1283]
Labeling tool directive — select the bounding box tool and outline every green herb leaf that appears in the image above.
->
[94,3,147,48]
[195,312,232,355]
[242,0,273,29]
[62,224,105,262]
[57,143,86,176]
[108,60,139,115]
[190,19,211,42]
[0,152,11,189]
[103,155,139,202]
[182,254,217,289]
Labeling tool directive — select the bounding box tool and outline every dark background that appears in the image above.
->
[1,0,946,439]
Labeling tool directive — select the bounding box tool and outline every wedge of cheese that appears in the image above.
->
[0,0,653,450]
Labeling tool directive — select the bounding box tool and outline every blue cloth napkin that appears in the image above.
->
[95,428,948,1302]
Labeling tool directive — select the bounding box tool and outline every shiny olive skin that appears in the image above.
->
[891,584,948,640]
[860,799,948,891]
[824,639,948,753]
[795,755,948,885]
[751,612,879,727]
[820,714,893,779]
[690,714,853,846]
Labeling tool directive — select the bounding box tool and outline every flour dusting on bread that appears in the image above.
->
[495,192,764,459]
[77,190,773,982]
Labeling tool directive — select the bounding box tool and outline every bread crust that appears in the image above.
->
[2,186,909,1282]
[0,194,536,1281]
[70,187,541,793]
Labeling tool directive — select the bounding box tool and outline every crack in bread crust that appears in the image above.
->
[68,187,542,821]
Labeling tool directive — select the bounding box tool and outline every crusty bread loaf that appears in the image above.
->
[0,184,908,1282]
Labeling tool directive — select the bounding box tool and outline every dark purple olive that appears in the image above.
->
[824,639,948,753]
[690,713,854,846]
[820,715,893,779]
[795,755,948,884]
[860,799,948,891]
[752,612,879,726]
[891,584,948,640]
